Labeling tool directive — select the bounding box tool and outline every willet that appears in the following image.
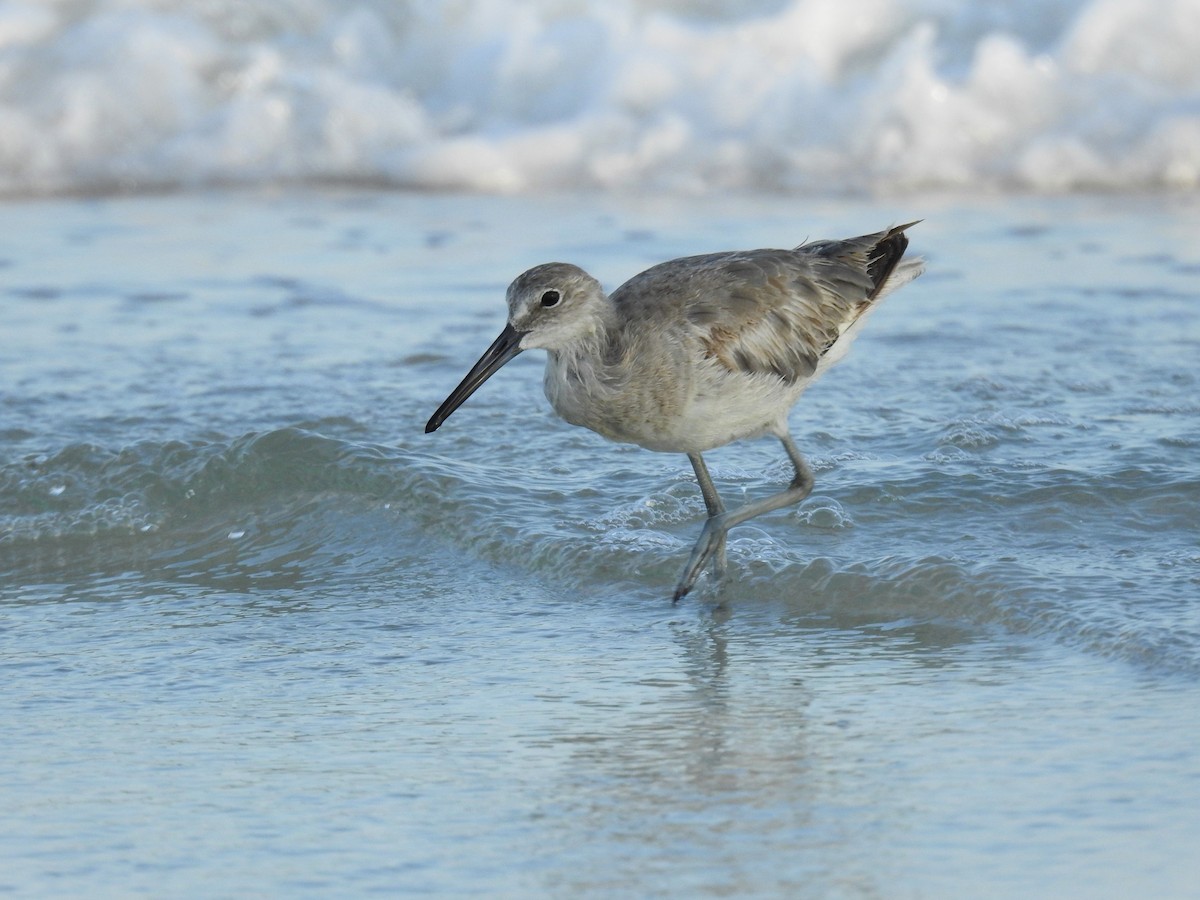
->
[426,222,924,601]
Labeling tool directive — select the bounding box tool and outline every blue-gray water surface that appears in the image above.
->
[2,190,1199,898]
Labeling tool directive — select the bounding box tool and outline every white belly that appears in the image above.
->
[545,352,807,454]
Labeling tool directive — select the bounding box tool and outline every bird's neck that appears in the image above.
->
[551,332,608,383]
[548,311,625,401]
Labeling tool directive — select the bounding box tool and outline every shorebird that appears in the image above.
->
[426,223,923,601]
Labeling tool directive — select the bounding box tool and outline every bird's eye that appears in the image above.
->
[540,289,561,308]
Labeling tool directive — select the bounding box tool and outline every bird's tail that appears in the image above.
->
[867,221,924,302]
[802,220,925,379]
[795,220,925,306]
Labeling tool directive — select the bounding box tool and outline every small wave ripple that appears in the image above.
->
[3,423,1197,674]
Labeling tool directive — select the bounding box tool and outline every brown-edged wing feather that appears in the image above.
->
[610,223,915,384]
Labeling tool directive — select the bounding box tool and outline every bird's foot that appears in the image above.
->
[673,517,729,603]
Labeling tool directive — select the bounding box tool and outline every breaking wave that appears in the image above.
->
[1,0,1199,196]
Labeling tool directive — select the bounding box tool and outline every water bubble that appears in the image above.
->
[798,498,852,529]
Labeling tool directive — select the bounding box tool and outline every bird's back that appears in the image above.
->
[611,223,918,382]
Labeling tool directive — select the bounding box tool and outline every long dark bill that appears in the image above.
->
[425,323,526,433]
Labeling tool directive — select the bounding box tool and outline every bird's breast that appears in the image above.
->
[543,349,682,448]
[543,347,800,454]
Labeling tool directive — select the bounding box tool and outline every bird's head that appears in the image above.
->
[425,263,609,433]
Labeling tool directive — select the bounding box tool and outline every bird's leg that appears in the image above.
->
[674,433,815,602]
[686,452,728,581]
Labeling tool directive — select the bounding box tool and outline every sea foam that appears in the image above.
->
[0,0,1197,196]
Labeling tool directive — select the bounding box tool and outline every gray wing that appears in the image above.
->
[612,224,913,383]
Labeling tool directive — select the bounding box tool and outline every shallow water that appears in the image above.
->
[2,189,1200,897]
